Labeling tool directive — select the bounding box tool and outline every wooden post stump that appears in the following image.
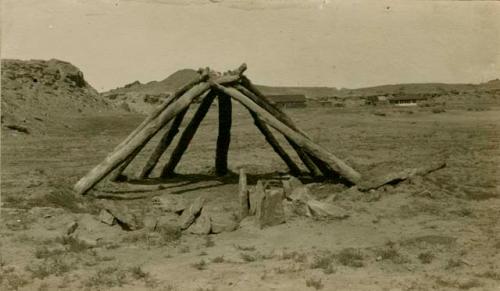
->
[238,168,249,219]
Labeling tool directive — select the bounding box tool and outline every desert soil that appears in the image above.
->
[1,104,499,291]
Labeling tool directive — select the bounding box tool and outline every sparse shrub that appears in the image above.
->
[374,245,408,264]
[34,246,64,259]
[211,256,225,263]
[336,248,364,268]
[310,253,334,271]
[129,265,148,280]
[476,270,500,281]
[204,236,215,248]
[373,111,386,117]
[234,244,255,251]
[157,225,182,245]
[445,259,462,270]
[178,245,190,254]
[305,277,324,290]
[458,278,482,289]
[281,251,307,263]
[46,188,85,212]
[418,252,434,264]
[57,236,89,253]
[240,253,257,262]
[84,266,127,289]
[2,271,29,290]
[431,108,445,114]
[26,257,71,279]
[191,260,207,270]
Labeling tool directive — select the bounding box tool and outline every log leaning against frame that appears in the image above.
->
[74,63,362,196]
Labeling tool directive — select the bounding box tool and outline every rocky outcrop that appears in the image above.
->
[1,59,118,135]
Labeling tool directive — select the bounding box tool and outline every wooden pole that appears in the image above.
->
[212,84,362,185]
[287,140,323,177]
[107,70,209,181]
[114,70,208,151]
[250,111,302,176]
[215,93,232,176]
[136,107,190,179]
[235,84,324,177]
[160,90,217,177]
[74,82,211,195]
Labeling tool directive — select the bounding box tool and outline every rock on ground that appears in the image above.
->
[179,197,205,230]
[152,195,188,214]
[257,188,286,229]
[98,209,115,226]
[282,176,303,198]
[306,200,349,220]
[186,209,211,235]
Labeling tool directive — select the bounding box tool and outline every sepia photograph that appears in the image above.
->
[1,0,499,290]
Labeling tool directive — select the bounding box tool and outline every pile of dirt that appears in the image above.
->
[101,69,199,114]
[1,59,117,135]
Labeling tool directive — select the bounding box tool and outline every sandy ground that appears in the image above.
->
[1,105,500,291]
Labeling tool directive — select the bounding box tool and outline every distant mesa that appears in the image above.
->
[101,69,199,114]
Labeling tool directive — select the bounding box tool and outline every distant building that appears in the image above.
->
[266,94,307,108]
[389,94,429,106]
[364,95,389,106]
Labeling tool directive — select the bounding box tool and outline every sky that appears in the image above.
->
[1,0,500,92]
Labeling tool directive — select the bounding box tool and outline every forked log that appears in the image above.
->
[215,93,232,176]
[160,91,217,177]
[212,84,362,184]
[250,112,301,175]
[136,107,190,179]
[74,82,211,195]
[108,70,209,181]
[75,65,247,195]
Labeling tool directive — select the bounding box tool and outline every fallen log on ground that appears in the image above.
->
[358,160,446,191]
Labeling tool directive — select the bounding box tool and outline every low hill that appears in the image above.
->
[1,59,117,135]
[101,69,199,113]
[255,85,339,99]
[103,68,500,110]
